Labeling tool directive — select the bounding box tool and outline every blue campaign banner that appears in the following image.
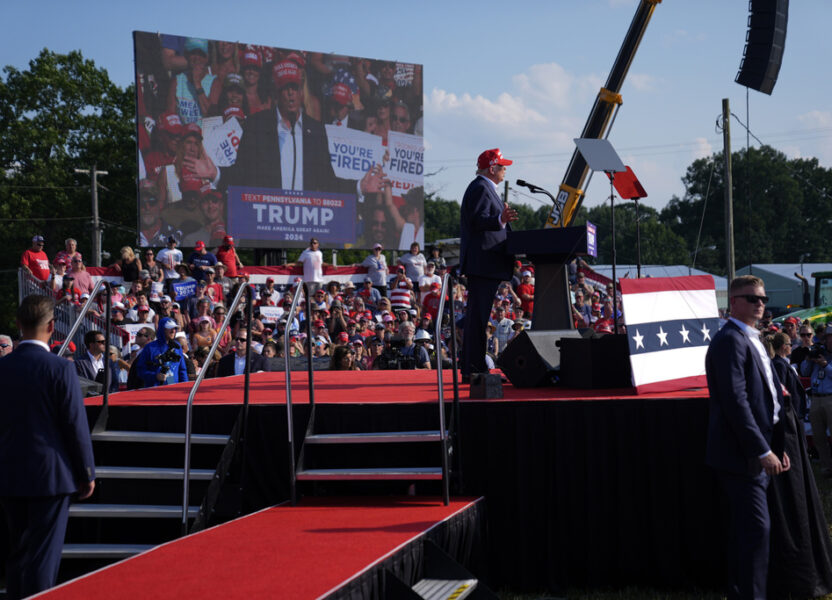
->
[172,280,197,301]
[227,186,357,245]
[586,221,598,258]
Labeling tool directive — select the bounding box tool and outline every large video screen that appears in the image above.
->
[134,31,424,250]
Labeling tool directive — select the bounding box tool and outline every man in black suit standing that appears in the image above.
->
[0,295,96,599]
[706,275,789,599]
[74,329,119,394]
[458,148,518,381]
[215,328,266,378]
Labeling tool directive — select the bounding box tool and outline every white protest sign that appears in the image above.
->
[258,306,284,323]
[119,323,150,344]
[386,131,424,189]
[204,117,243,167]
[326,126,384,180]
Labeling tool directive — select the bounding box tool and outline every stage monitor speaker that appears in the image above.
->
[497,329,583,388]
[559,334,632,389]
[735,0,789,95]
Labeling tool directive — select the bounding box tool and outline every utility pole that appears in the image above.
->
[722,99,735,285]
[75,165,108,267]
[504,180,509,204]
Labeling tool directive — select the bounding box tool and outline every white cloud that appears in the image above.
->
[692,137,713,160]
[798,110,832,128]
[426,88,546,129]
[626,73,657,92]
[512,63,575,110]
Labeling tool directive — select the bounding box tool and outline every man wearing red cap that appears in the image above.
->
[215,235,243,278]
[459,148,518,381]
[186,240,218,282]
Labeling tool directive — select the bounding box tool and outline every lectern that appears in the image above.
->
[506,222,597,330]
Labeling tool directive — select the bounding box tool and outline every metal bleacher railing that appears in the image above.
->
[19,268,127,359]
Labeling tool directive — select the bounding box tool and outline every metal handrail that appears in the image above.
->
[181,283,253,533]
[434,273,451,505]
[282,281,308,506]
[57,279,113,408]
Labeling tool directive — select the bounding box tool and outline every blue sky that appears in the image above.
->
[4,0,830,214]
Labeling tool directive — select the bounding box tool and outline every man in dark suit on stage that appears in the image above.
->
[215,328,266,378]
[706,275,789,600]
[459,148,518,381]
[0,295,96,599]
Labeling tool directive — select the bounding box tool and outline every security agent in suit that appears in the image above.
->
[74,329,119,394]
[459,148,519,379]
[0,295,95,599]
[215,328,267,378]
[705,275,789,600]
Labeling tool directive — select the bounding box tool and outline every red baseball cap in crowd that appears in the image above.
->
[431,282,441,290]
[183,122,203,140]
[591,303,602,312]
[180,172,209,194]
[157,112,184,136]
[266,277,274,283]
[241,51,262,69]
[330,82,352,106]
[477,148,512,170]
[194,241,205,250]
[272,60,302,89]
[338,332,349,343]
[51,340,76,353]
[223,106,245,122]
[313,319,325,328]
[223,235,234,246]
[783,316,800,325]
[285,51,306,68]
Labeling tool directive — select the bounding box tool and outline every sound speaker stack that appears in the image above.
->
[497,329,583,388]
[735,0,789,95]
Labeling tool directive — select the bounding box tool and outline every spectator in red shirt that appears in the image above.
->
[516,270,535,318]
[21,235,50,282]
[215,235,243,277]
[422,282,443,321]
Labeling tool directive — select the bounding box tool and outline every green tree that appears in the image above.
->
[0,49,136,330]
[424,192,461,241]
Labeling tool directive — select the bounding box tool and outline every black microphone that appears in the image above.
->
[515,179,543,193]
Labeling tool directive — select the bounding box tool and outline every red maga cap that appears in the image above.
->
[157,112,184,136]
[223,235,234,246]
[331,82,352,106]
[241,51,262,69]
[477,148,512,170]
[272,60,302,89]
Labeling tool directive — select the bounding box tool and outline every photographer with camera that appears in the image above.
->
[800,324,832,477]
[135,317,189,387]
[379,322,429,370]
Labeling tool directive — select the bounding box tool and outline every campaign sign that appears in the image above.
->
[387,131,424,189]
[172,280,197,301]
[258,306,283,323]
[586,221,597,258]
[204,117,243,168]
[228,186,356,245]
[119,323,149,344]
[326,126,384,181]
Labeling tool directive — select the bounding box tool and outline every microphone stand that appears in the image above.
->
[607,171,618,334]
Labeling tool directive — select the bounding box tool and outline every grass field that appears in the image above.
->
[498,461,832,600]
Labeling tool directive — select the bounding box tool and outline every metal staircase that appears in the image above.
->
[56,282,255,572]
[288,275,461,504]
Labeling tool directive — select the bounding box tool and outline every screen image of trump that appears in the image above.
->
[134,31,425,250]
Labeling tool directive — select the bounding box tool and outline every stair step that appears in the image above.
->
[413,578,478,600]
[304,431,444,444]
[95,466,215,480]
[62,543,154,559]
[296,467,443,481]
[91,430,229,445]
[69,504,199,518]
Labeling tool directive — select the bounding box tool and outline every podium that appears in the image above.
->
[506,223,597,330]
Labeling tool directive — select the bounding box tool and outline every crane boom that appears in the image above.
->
[545,0,662,228]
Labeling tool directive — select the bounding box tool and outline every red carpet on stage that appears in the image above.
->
[86,369,708,407]
[37,497,480,599]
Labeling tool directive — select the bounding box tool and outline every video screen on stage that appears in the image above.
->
[133,31,424,250]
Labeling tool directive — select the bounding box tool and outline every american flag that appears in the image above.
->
[619,275,720,394]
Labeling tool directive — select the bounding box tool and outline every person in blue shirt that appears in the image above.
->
[801,324,832,476]
[186,240,218,282]
[135,317,189,387]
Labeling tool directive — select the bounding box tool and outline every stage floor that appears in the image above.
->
[86,369,709,407]
[37,497,481,600]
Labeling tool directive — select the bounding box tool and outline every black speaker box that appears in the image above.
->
[559,334,632,389]
[735,0,789,95]
[497,329,583,388]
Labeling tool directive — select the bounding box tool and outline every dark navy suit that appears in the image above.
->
[706,320,785,600]
[459,175,514,376]
[0,341,95,598]
[74,352,120,393]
